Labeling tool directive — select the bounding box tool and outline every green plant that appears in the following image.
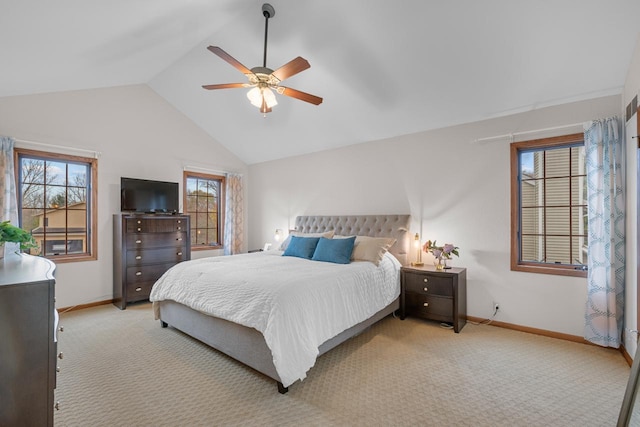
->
[0,220,38,250]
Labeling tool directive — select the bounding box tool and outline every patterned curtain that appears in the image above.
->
[223,173,244,255]
[583,117,625,348]
[0,136,20,254]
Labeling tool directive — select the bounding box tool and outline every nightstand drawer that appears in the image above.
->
[403,272,453,296]
[405,293,453,321]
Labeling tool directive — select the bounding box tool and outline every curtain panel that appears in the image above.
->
[0,136,20,255]
[223,173,244,255]
[583,117,625,348]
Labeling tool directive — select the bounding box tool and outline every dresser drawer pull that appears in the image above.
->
[424,287,428,292]
[177,252,182,256]
[135,255,142,260]
[423,278,429,283]
[177,238,183,241]
[58,352,64,360]
[423,302,429,307]
[135,271,142,276]
[135,287,142,292]
[135,240,142,244]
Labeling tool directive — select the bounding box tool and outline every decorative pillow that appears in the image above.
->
[311,236,356,264]
[279,229,335,251]
[282,236,320,259]
[350,236,396,266]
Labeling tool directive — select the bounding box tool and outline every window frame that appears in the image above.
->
[183,171,225,251]
[510,133,587,278]
[14,148,98,263]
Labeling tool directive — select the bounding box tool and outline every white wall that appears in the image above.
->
[623,33,640,357]
[0,84,247,308]
[248,95,621,337]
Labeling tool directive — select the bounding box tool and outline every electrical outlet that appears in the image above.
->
[493,302,500,313]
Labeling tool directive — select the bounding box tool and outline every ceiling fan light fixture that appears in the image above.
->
[247,87,277,109]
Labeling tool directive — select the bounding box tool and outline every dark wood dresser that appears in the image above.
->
[400,265,467,333]
[113,214,190,309]
[0,253,57,426]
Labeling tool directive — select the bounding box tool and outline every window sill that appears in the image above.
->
[511,263,587,278]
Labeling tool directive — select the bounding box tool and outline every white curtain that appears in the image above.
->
[0,136,20,254]
[223,173,244,255]
[583,117,625,348]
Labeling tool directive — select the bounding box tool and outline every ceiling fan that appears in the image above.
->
[202,3,323,115]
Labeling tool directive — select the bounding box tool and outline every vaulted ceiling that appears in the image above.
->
[2,1,639,164]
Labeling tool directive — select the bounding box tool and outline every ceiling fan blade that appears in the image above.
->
[271,57,310,82]
[207,46,254,76]
[278,86,323,105]
[202,83,249,90]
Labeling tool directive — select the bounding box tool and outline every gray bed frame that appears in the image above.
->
[155,214,411,393]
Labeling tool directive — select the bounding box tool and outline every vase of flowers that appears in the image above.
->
[422,240,459,271]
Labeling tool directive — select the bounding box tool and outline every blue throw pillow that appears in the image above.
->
[312,236,356,264]
[282,236,320,259]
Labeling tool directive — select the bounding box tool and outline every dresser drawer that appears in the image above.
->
[126,218,187,233]
[126,262,177,284]
[125,232,187,249]
[126,281,155,302]
[403,272,453,297]
[405,293,453,322]
[126,247,186,266]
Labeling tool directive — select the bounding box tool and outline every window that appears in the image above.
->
[183,171,225,250]
[510,133,587,277]
[15,148,97,262]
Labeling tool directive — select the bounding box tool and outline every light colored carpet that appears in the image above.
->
[54,303,629,426]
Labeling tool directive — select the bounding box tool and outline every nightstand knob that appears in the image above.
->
[54,401,60,411]
[137,227,142,231]
[137,220,141,224]
[424,287,428,292]
[423,302,429,307]
[58,352,64,360]
[59,326,64,332]
[177,227,181,230]
[423,278,428,283]
[56,366,61,373]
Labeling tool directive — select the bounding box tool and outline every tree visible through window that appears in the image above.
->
[184,171,225,250]
[15,148,97,262]
[510,133,588,277]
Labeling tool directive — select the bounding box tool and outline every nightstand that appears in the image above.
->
[400,265,467,333]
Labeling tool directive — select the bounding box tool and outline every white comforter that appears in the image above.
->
[149,250,401,387]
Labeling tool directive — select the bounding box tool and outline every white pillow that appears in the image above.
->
[334,235,396,266]
[279,230,335,251]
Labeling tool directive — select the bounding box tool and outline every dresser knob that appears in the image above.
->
[59,326,64,332]
[137,227,142,231]
[56,366,61,373]
[177,238,183,241]
[177,220,181,224]
[177,227,182,230]
[54,401,60,411]
[58,352,64,360]
[423,287,428,292]
[423,278,428,283]
[137,220,141,224]
[177,252,182,256]
[423,302,429,307]
[135,240,142,244]
[135,287,142,292]
[135,255,142,260]
[135,271,142,276]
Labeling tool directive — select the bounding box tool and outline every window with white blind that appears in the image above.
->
[510,133,588,277]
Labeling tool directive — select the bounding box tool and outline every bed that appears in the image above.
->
[150,214,410,393]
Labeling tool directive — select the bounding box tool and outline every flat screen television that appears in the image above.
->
[120,177,179,213]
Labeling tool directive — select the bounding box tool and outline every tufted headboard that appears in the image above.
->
[294,215,411,266]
